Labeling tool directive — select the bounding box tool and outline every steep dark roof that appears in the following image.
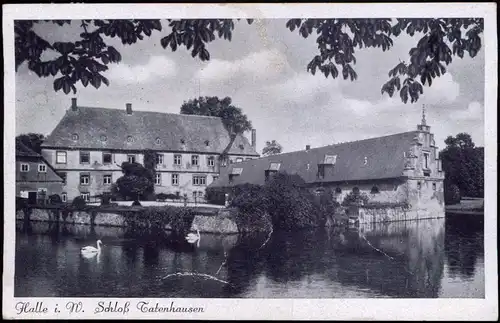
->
[211,131,420,187]
[42,106,259,156]
[16,139,41,157]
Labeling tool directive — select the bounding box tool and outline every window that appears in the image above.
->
[61,193,67,203]
[81,192,90,202]
[38,164,47,173]
[20,163,29,172]
[335,187,342,194]
[102,152,112,164]
[155,173,161,185]
[191,155,199,166]
[438,160,443,172]
[417,182,422,190]
[80,174,90,185]
[171,173,179,186]
[127,155,136,163]
[269,162,281,171]
[103,175,112,185]
[174,154,182,166]
[371,186,380,194]
[155,138,161,145]
[423,152,430,169]
[207,156,215,167]
[193,175,207,186]
[324,155,337,165]
[156,154,164,165]
[56,151,67,164]
[432,182,437,191]
[58,172,67,185]
[72,133,79,141]
[231,167,243,175]
[212,175,219,182]
[235,157,243,163]
[80,151,90,164]
[205,140,210,147]
[363,157,368,165]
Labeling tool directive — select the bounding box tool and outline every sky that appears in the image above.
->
[15,19,485,154]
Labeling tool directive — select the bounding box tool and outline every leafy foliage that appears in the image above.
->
[48,194,62,205]
[444,182,461,205]
[15,19,482,103]
[16,133,45,154]
[440,133,483,198]
[341,189,370,206]
[114,162,154,201]
[72,196,87,208]
[204,186,228,205]
[262,140,283,156]
[180,96,253,161]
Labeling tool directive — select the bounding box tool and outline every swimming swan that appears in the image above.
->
[81,240,102,255]
[185,226,200,247]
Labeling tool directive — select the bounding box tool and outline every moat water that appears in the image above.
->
[14,214,484,298]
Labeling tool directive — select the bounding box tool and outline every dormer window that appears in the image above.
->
[127,136,134,143]
[72,133,79,141]
[155,138,161,145]
[364,157,368,165]
[180,139,185,145]
[239,144,244,150]
[370,186,379,194]
[204,140,210,147]
[100,135,107,142]
[323,154,337,165]
[335,187,342,194]
[269,162,281,171]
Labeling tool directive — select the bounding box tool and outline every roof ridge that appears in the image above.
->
[73,106,223,119]
[235,130,418,164]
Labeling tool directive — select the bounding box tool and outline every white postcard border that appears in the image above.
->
[3,3,498,320]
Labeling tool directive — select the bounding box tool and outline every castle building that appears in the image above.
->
[16,139,64,203]
[41,98,259,202]
[210,108,445,216]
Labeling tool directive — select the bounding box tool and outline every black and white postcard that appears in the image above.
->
[3,3,498,320]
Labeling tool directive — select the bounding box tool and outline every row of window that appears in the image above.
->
[68,172,217,187]
[20,163,46,173]
[56,151,220,167]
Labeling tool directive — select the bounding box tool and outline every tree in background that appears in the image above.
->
[440,133,484,198]
[180,96,252,163]
[15,18,483,104]
[114,161,154,203]
[262,140,283,156]
[16,133,45,154]
[143,149,157,199]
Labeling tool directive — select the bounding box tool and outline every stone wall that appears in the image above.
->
[354,205,445,224]
[16,207,239,233]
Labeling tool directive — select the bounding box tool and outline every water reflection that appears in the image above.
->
[15,216,484,298]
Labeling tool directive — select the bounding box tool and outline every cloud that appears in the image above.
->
[424,72,460,103]
[107,55,177,84]
[197,48,291,84]
[452,101,484,121]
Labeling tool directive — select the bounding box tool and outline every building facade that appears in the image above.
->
[211,112,445,216]
[41,98,260,202]
[16,139,64,203]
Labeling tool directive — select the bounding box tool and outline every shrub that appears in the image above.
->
[156,193,168,201]
[101,193,112,206]
[444,183,461,205]
[205,186,227,205]
[49,194,62,205]
[139,206,195,235]
[229,184,271,232]
[72,196,86,209]
[132,200,142,206]
[166,193,180,200]
[264,172,321,229]
[341,190,370,206]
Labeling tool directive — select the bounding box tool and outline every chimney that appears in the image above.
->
[71,98,77,111]
[306,145,311,151]
[251,129,256,148]
[126,103,132,115]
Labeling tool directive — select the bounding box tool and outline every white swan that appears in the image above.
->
[185,226,200,247]
[81,240,102,255]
